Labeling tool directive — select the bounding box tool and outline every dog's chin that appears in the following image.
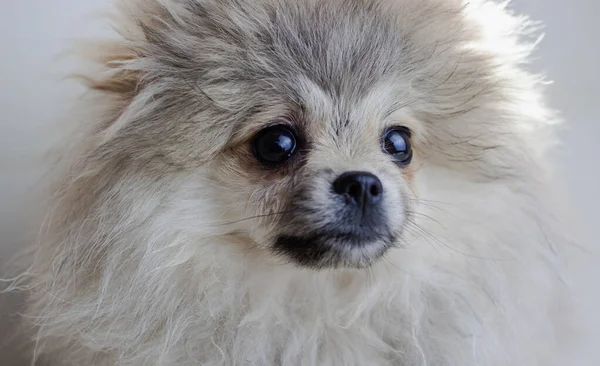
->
[273,230,396,269]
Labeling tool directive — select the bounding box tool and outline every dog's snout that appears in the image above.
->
[333,171,383,209]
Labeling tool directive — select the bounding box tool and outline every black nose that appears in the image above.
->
[333,171,383,209]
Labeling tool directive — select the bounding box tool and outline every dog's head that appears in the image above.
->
[75,0,555,270]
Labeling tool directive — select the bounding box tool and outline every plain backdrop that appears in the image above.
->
[1,0,598,364]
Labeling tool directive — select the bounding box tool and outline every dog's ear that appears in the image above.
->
[68,1,177,137]
[82,44,141,97]
[74,0,160,99]
[67,39,147,145]
[71,42,144,123]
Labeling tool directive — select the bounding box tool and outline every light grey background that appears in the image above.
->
[1,0,598,364]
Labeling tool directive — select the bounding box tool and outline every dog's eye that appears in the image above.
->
[382,127,412,165]
[252,125,298,165]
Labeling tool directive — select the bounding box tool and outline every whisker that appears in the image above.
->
[405,220,514,262]
[405,211,446,228]
[208,208,300,227]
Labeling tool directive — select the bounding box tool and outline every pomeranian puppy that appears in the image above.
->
[13,0,577,364]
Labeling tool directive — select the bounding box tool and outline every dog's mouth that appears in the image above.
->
[272,229,396,269]
[269,179,405,268]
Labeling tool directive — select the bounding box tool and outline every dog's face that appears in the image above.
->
[94,0,546,269]
[214,77,416,268]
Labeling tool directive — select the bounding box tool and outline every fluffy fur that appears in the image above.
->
[10,0,578,364]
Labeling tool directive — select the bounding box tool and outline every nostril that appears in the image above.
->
[369,183,380,197]
[348,182,363,199]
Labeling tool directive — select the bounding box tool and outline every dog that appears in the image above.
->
[12,0,578,364]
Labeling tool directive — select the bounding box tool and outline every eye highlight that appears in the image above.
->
[252,125,298,165]
[382,127,412,166]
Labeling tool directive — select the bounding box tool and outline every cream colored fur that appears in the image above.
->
[7,0,580,365]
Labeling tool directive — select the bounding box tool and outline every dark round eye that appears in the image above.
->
[382,127,412,165]
[252,125,298,165]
